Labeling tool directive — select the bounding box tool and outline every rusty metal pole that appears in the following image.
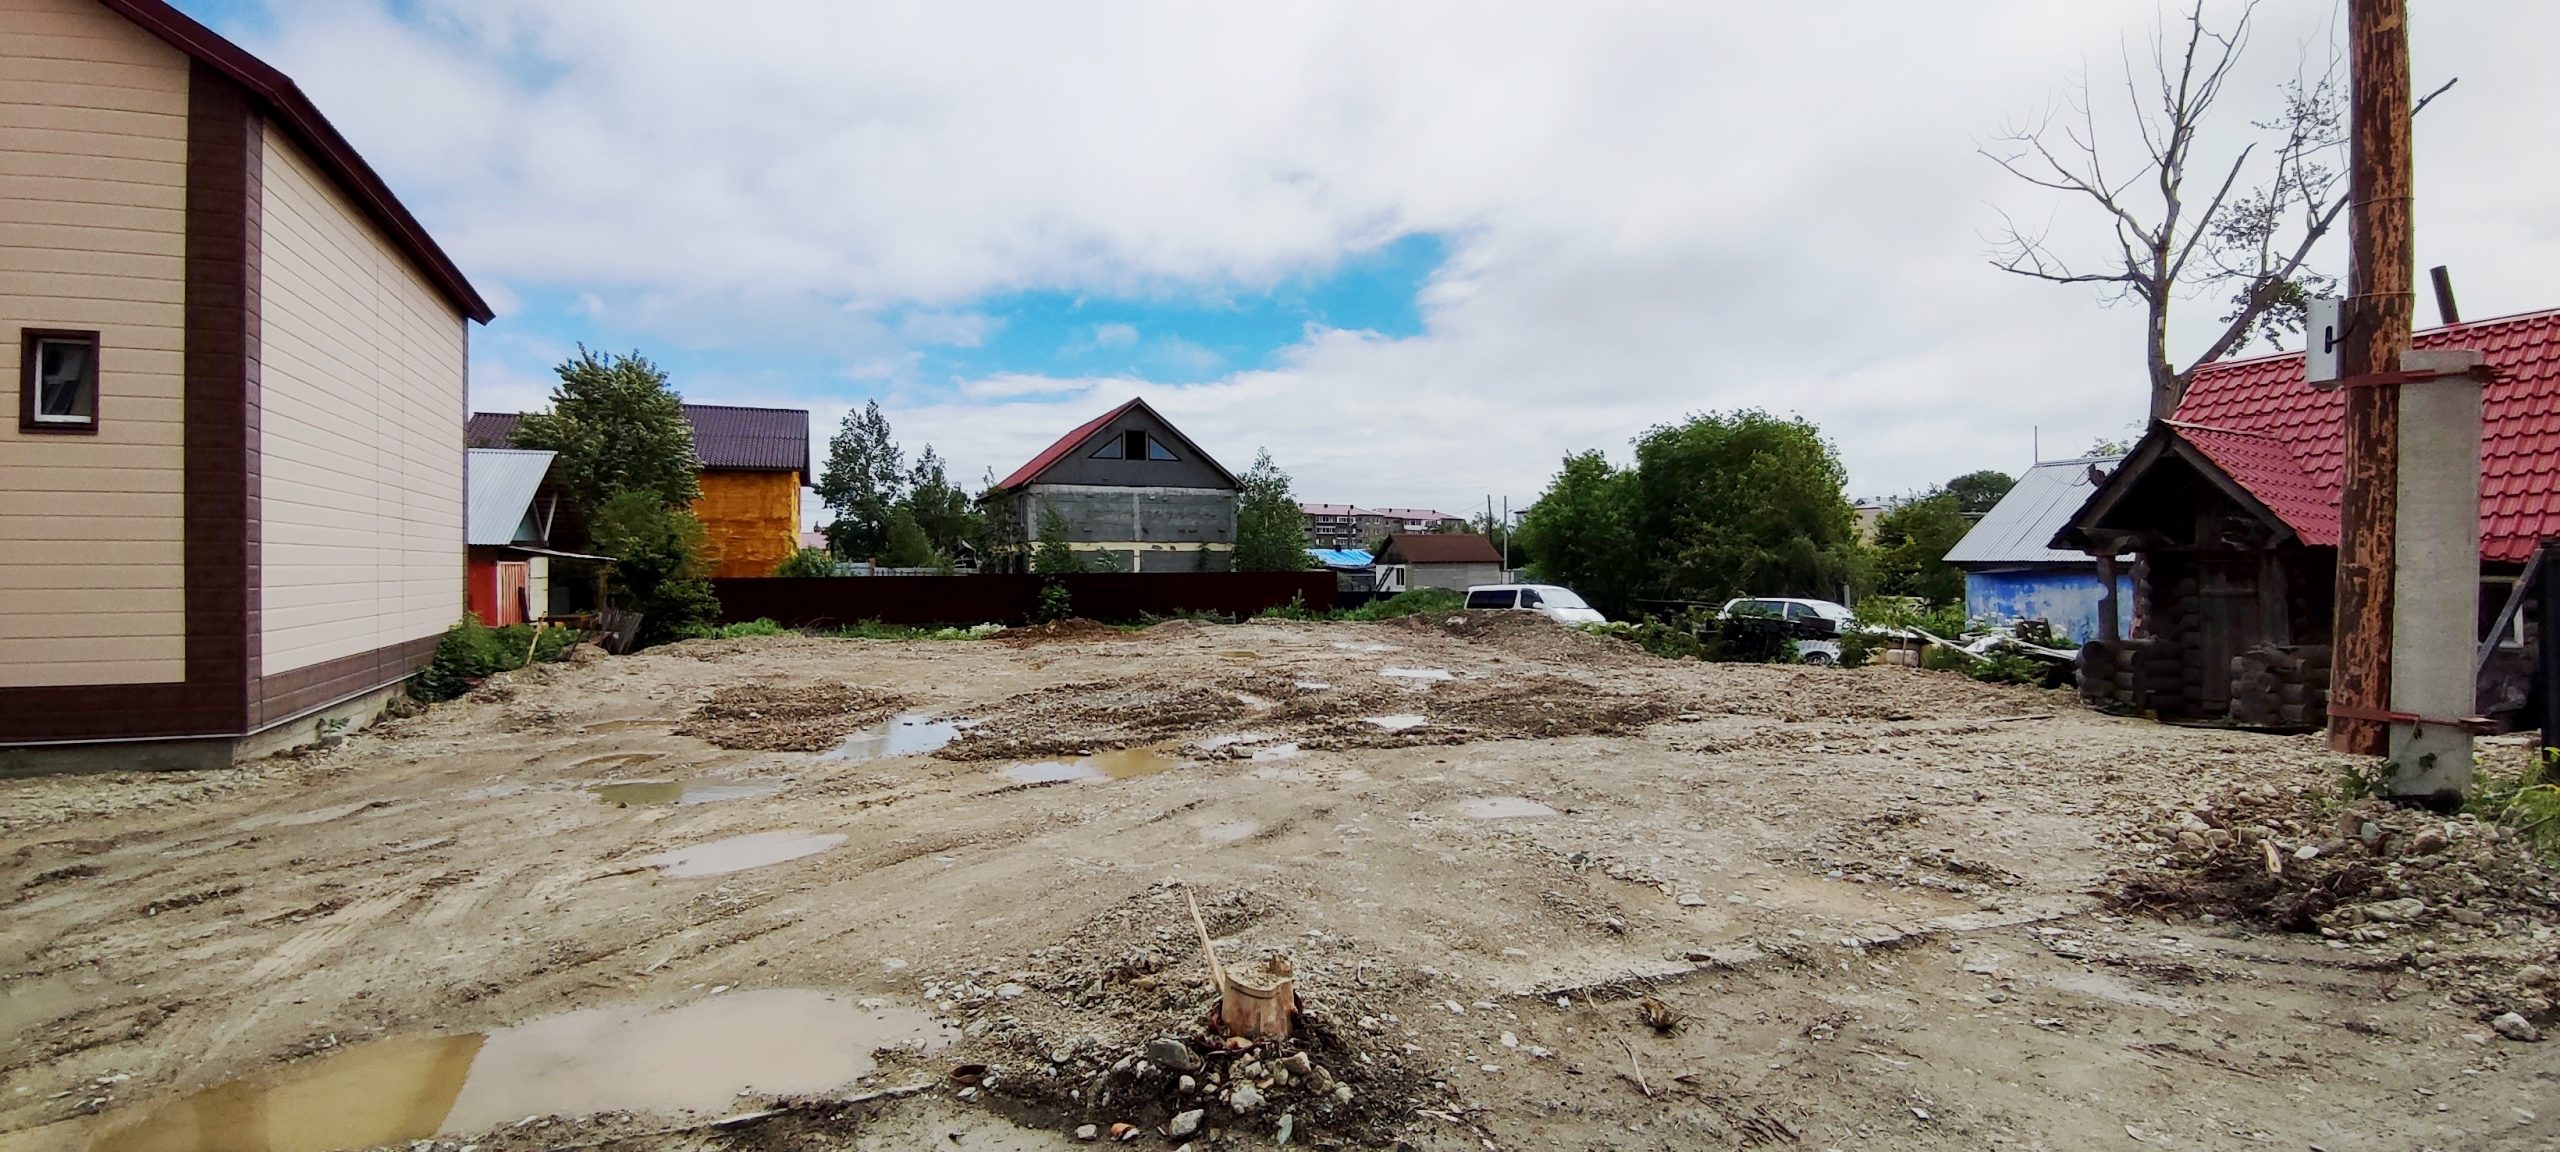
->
[2328,0,2415,757]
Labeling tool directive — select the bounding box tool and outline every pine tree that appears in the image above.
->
[1029,503,1084,575]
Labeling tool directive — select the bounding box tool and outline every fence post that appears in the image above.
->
[2542,538,2558,763]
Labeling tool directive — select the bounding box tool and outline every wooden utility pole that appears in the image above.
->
[2327,0,2414,756]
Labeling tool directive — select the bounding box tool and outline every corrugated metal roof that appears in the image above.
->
[1307,548,1374,569]
[466,449,556,546]
[1943,456,2124,566]
[683,404,810,474]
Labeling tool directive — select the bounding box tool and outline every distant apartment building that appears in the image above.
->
[1299,504,1469,549]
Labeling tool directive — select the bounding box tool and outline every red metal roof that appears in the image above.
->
[2172,308,2560,562]
[993,399,1143,490]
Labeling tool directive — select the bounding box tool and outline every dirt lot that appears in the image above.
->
[4,615,2556,1151]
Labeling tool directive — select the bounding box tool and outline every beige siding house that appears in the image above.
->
[0,0,491,768]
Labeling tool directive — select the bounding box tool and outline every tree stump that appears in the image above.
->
[1215,955,1297,1042]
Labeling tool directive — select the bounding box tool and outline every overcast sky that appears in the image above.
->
[179,0,2558,515]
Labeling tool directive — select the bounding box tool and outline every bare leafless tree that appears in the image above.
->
[1984,1,2355,421]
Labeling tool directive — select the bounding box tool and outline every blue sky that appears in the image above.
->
[169,0,2560,514]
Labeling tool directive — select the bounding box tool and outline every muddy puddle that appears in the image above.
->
[1380,667,1454,681]
[77,990,950,1152]
[825,714,967,761]
[998,748,1184,785]
[1364,714,1429,731]
[589,778,786,808]
[632,831,847,878]
[1458,797,1559,819]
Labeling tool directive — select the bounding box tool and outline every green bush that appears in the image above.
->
[590,490,720,647]
[1700,615,1797,663]
[1837,628,1877,669]
[772,548,838,578]
[1582,619,1706,661]
[1341,587,1464,621]
[1035,581,1074,622]
[2469,749,2560,864]
[412,617,579,702]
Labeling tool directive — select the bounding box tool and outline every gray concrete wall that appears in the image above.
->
[1408,562,1506,592]
[1032,410,1237,490]
[1019,484,1239,546]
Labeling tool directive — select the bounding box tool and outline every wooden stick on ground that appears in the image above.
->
[1183,884,1225,992]
[1617,1036,1653,1098]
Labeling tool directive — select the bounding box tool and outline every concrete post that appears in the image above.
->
[2384,349,2484,799]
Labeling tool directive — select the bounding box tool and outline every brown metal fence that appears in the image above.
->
[709,572,1336,628]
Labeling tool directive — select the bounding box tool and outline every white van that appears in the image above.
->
[1464,584,1607,626]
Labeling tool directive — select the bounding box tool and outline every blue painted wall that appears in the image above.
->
[1963,567,2133,643]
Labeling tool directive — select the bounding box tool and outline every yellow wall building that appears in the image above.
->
[468,404,810,580]
[693,469,802,578]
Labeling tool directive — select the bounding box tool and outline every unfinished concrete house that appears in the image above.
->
[2056,309,2559,730]
[988,398,1239,572]
[0,0,493,769]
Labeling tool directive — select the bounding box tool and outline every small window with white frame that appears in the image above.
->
[20,329,99,434]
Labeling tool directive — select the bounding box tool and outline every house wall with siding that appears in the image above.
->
[256,127,466,675]
[0,0,191,687]
[693,469,799,578]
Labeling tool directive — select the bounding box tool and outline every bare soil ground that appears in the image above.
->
[4,616,2556,1152]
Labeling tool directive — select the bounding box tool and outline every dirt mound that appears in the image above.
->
[673,682,905,750]
[936,679,1251,760]
[910,884,1430,1147]
[1381,610,1653,667]
[993,618,1123,647]
[2108,784,2560,1024]
[2108,785,2560,933]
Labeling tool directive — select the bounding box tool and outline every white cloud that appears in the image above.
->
[1090,322,1139,349]
[233,0,2560,510]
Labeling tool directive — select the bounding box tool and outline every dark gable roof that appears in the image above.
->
[464,412,523,448]
[995,397,1239,490]
[1380,533,1502,565]
[683,404,811,475]
[468,406,811,475]
[100,0,492,323]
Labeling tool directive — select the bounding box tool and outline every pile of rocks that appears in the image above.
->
[1050,1033,1357,1147]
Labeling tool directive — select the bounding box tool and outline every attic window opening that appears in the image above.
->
[20,329,99,434]
[1091,429,1179,462]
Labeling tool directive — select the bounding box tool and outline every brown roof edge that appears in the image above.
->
[100,0,495,324]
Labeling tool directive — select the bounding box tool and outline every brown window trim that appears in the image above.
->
[19,328,101,435]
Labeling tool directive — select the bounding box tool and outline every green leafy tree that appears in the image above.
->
[816,400,905,558]
[1516,451,1642,618]
[903,445,981,556]
[1944,469,2016,517]
[589,490,719,647]
[1233,449,1311,572]
[976,469,1025,573]
[509,348,699,511]
[1632,410,1863,603]
[1872,489,1971,605]
[880,506,939,568]
[772,547,838,578]
[1029,502,1084,576]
